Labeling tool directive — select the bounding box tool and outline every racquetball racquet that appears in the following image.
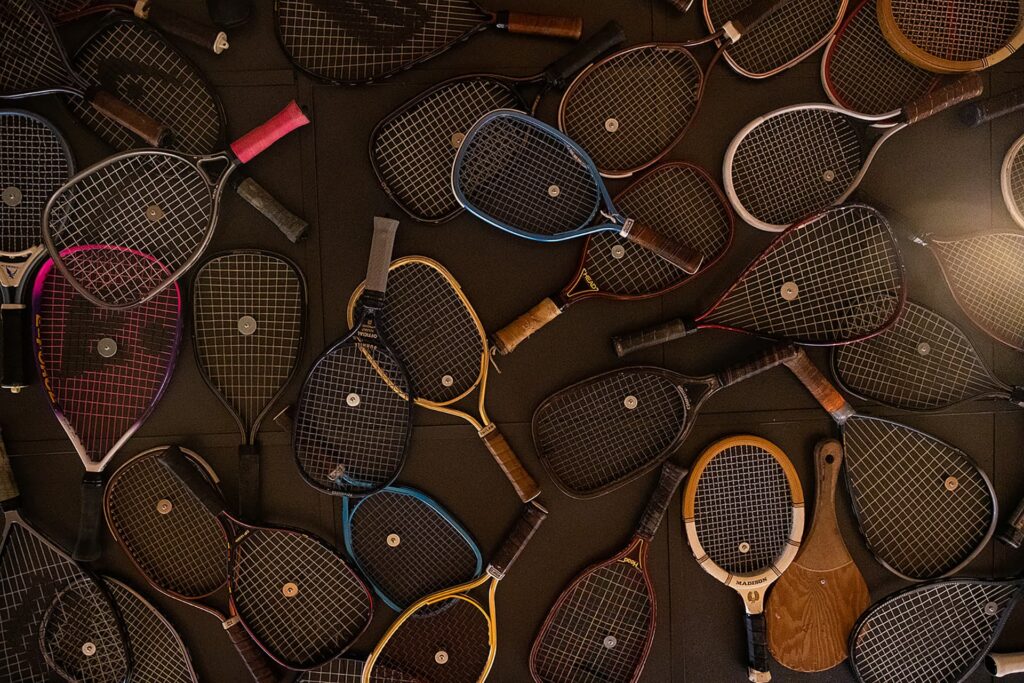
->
[532,344,801,498]
[289,658,416,682]
[492,161,733,356]
[347,256,542,503]
[453,110,704,273]
[529,462,687,682]
[0,109,74,393]
[192,250,305,520]
[43,99,309,309]
[275,0,583,85]
[612,204,905,357]
[724,74,982,231]
[370,20,625,224]
[683,435,804,683]
[362,502,548,682]
[32,246,182,561]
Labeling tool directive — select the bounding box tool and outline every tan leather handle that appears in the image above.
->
[480,425,541,502]
[492,298,562,355]
[503,12,583,40]
[904,73,983,124]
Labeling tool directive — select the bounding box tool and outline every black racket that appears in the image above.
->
[961,84,1024,127]
[292,217,411,497]
[192,250,305,520]
[532,344,800,498]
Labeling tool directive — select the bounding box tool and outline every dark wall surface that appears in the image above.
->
[2,1,1023,681]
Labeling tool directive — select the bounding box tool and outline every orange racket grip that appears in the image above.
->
[223,617,277,683]
[480,425,541,502]
[492,297,562,355]
[782,350,856,422]
[230,101,309,164]
[88,90,169,146]
[502,12,583,40]
[623,221,703,274]
[904,73,984,124]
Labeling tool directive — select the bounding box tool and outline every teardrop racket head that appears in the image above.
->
[293,656,417,681]
[1001,132,1024,230]
[39,578,130,683]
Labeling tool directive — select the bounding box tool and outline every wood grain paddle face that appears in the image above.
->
[766,439,869,672]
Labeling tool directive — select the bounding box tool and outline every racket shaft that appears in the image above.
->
[502,12,582,40]
[1,305,29,390]
[141,4,229,54]
[480,426,541,502]
[999,494,1024,548]
[961,85,1024,127]
[73,471,105,561]
[232,175,308,243]
[224,619,277,683]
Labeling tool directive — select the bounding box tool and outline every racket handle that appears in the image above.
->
[206,0,251,29]
[232,175,308,242]
[72,471,105,561]
[0,428,19,505]
[138,1,229,54]
[730,0,786,36]
[492,297,562,355]
[480,425,541,502]
[745,611,771,682]
[544,20,625,86]
[158,446,228,517]
[1,304,29,392]
[636,462,688,540]
[612,319,694,357]
[230,101,310,164]
[501,12,583,40]
[717,343,800,387]
[904,73,984,124]
[781,350,856,422]
[960,86,1024,127]
[87,90,170,147]
[490,501,548,577]
[622,221,703,274]
[223,617,277,683]
[997,494,1024,548]
[238,443,260,520]
[987,652,1024,677]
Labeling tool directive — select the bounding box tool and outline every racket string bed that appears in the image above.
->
[1008,143,1024,217]
[1,0,77,91]
[376,597,491,681]
[888,1,1019,63]
[40,579,127,682]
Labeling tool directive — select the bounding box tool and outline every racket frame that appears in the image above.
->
[1002,133,1024,230]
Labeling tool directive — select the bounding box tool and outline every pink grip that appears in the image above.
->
[230,101,309,164]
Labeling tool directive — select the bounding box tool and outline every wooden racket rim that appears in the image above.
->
[1001,132,1024,229]
[876,0,1024,73]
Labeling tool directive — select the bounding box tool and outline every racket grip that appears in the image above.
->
[904,73,984,124]
[636,462,688,539]
[491,501,548,577]
[501,12,583,40]
[224,618,277,683]
[1,304,29,392]
[73,471,105,562]
[781,350,857,422]
[492,297,562,355]
[480,425,541,502]
[544,21,625,86]
[88,90,170,147]
[206,0,251,28]
[233,176,308,242]
[612,319,693,357]
[745,611,771,682]
[717,343,800,387]
[997,494,1024,548]
[960,86,1024,127]
[987,652,1024,677]
[623,221,703,274]
[139,1,229,54]
[230,101,310,164]
[238,443,260,520]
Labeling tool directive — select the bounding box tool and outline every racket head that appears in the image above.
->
[1001,132,1024,230]
[831,300,1012,411]
[821,0,939,116]
[294,657,416,681]
[558,44,703,178]
[842,415,997,580]
[341,486,483,612]
[0,0,81,98]
[849,577,1024,683]
[704,0,846,78]
[877,0,1024,73]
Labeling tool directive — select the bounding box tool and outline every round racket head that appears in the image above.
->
[1001,133,1024,230]
[371,77,526,223]
[850,577,1024,683]
[343,486,482,611]
[39,579,130,683]
[832,300,1009,411]
[559,45,702,177]
[0,0,78,97]
[532,368,690,497]
[842,415,996,580]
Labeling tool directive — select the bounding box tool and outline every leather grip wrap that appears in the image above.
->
[233,176,308,243]
[1,304,28,391]
[623,221,703,274]
[480,425,542,502]
[88,90,170,146]
[636,462,688,540]
[781,350,856,423]
[73,471,105,561]
[997,494,1024,549]
[745,611,771,682]
[489,501,548,577]
[544,20,625,86]
[230,101,309,164]
[503,12,583,40]
[144,4,229,54]
[158,446,228,517]
[0,428,18,506]
[613,319,694,357]
[904,74,984,124]
[493,297,562,355]
[224,618,277,683]
[716,343,800,387]
[960,85,1024,127]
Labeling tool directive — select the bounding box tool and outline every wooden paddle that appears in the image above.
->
[766,438,870,672]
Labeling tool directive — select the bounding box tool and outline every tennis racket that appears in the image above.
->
[988,652,1024,678]
[32,246,182,561]
[877,0,1024,73]
[67,17,308,242]
[42,99,309,309]
[1001,495,1024,548]
[293,217,412,497]
[275,0,583,85]
[782,349,998,581]
[289,658,415,682]
[529,462,687,683]
[532,344,801,498]
[452,110,704,273]
[1002,132,1024,234]
[35,0,228,53]
[0,428,131,683]
[342,485,483,612]
[0,0,167,145]
[821,0,939,117]
[346,256,542,503]
[683,435,804,683]
[192,250,305,520]
[831,300,1024,411]
[703,0,846,79]
[104,445,278,681]
[103,577,198,683]
[612,204,906,357]
[362,501,548,682]
[961,85,1024,127]
[0,109,74,393]
[492,161,733,356]
[370,20,625,224]
[723,74,982,231]
[557,0,784,177]
[849,574,1024,682]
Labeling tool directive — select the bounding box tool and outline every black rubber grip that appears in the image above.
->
[158,446,228,517]
[73,471,105,561]
[232,175,308,243]
[490,501,548,577]
[147,4,228,53]
[237,443,260,520]
[998,494,1024,549]
[1,305,28,391]
[717,343,800,388]
[960,86,1024,127]
[636,463,687,540]
[612,319,694,357]
[745,611,771,681]
[207,0,251,28]
[544,20,625,87]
